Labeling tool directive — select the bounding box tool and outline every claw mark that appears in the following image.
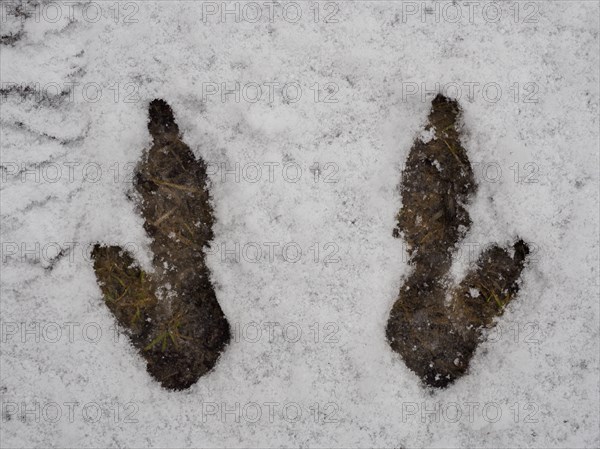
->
[386,94,530,388]
[92,99,230,390]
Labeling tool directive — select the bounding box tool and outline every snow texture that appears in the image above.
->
[1,1,599,447]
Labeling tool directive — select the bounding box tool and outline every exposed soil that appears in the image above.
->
[386,94,530,388]
[92,99,230,390]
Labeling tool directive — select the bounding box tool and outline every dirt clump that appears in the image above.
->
[386,94,530,388]
[92,99,230,390]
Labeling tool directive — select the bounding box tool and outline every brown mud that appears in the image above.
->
[92,99,230,390]
[386,94,530,388]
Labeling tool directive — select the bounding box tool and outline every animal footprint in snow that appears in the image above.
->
[386,94,530,388]
[92,100,230,390]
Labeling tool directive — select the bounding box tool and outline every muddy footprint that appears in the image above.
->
[92,99,230,390]
[386,94,530,388]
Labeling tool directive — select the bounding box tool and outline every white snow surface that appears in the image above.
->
[1,1,599,447]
